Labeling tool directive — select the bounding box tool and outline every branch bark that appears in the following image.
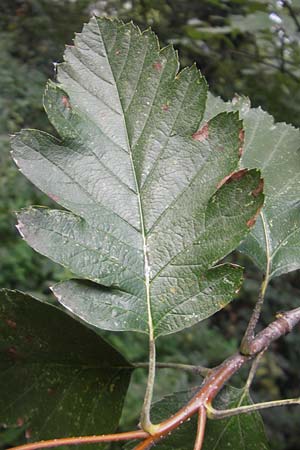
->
[193,407,207,450]
[133,306,300,449]
[10,306,300,450]
[9,431,149,450]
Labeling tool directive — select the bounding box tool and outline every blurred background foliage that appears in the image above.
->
[1,1,300,449]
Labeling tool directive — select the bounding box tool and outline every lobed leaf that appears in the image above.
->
[12,18,264,337]
[0,289,131,449]
[204,94,300,279]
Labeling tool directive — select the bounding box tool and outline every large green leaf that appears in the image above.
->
[0,289,131,448]
[12,18,263,337]
[204,94,300,279]
[134,385,269,450]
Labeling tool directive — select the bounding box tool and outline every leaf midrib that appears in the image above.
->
[96,20,153,337]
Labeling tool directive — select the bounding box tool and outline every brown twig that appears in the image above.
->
[9,430,149,450]
[193,407,207,450]
[282,0,300,32]
[10,306,300,450]
[241,270,270,354]
[134,306,300,449]
[237,350,265,406]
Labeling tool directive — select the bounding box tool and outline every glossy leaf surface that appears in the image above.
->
[0,289,131,448]
[205,94,300,279]
[12,18,263,337]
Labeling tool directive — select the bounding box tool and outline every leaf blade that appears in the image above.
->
[204,93,300,279]
[12,18,264,336]
[0,289,131,448]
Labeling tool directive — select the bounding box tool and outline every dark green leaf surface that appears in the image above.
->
[0,289,131,448]
[204,94,300,279]
[12,18,263,337]
[147,386,270,450]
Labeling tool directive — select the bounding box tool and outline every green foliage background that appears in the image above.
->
[1,1,300,449]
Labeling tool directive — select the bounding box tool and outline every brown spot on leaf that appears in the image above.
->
[239,129,245,143]
[7,346,19,360]
[17,418,24,427]
[247,216,257,228]
[62,95,71,109]
[47,387,57,396]
[153,61,162,71]
[162,104,169,112]
[247,204,263,229]
[238,129,245,158]
[192,123,209,142]
[25,429,32,440]
[49,193,60,202]
[6,319,17,329]
[251,178,264,197]
[216,168,248,190]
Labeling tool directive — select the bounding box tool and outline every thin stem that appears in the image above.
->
[227,48,300,83]
[207,397,300,420]
[240,275,268,353]
[134,353,249,450]
[241,213,270,355]
[193,407,207,450]
[282,0,300,31]
[10,431,149,450]
[135,306,300,447]
[12,306,300,450]
[134,362,211,377]
[140,337,157,433]
[279,29,286,73]
[133,438,155,450]
[238,350,265,406]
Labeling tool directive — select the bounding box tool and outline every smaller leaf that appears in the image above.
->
[0,289,131,449]
[204,93,300,279]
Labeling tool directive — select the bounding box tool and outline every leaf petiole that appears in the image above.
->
[241,212,271,355]
[206,397,300,420]
[133,361,211,376]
